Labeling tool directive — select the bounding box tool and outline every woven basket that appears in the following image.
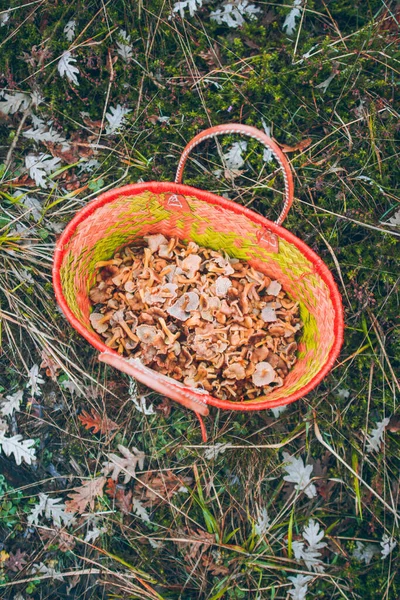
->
[53,124,344,438]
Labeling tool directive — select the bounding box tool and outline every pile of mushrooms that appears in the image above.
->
[89,235,302,401]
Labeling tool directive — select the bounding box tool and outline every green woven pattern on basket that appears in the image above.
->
[59,190,335,398]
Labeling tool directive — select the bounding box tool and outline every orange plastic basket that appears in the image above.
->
[53,124,344,439]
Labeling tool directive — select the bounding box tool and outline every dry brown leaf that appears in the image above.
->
[40,350,61,381]
[155,397,172,417]
[102,445,145,483]
[5,549,28,572]
[65,476,106,514]
[39,528,76,552]
[201,554,229,575]
[177,528,215,561]
[105,477,117,498]
[135,470,193,507]
[78,408,119,435]
[116,488,133,515]
[280,137,312,153]
[105,478,132,515]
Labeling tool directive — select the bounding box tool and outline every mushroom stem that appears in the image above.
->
[158,317,180,345]
[118,319,139,342]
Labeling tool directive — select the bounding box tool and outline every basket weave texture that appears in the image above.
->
[53,180,344,411]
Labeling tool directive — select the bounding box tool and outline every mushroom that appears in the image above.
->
[110,309,138,342]
[89,312,110,334]
[111,267,132,287]
[105,326,123,348]
[266,280,282,296]
[89,235,303,401]
[158,317,180,345]
[180,254,202,279]
[136,325,159,344]
[89,282,113,304]
[144,234,168,253]
[252,362,276,387]
[261,307,277,323]
[124,280,136,293]
[250,346,270,363]
[215,276,232,298]
[167,292,199,321]
[223,363,246,380]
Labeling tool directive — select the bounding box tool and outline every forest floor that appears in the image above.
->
[0,1,399,599]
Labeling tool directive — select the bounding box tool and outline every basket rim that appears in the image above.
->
[53,181,344,411]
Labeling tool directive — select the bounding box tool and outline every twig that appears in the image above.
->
[4,107,31,173]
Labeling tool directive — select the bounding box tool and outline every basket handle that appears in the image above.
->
[98,352,209,417]
[175,123,294,225]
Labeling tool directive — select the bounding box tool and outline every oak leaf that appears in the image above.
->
[65,477,106,514]
[102,445,145,483]
[135,470,193,506]
[177,528,215,561]
[78,408,119,435]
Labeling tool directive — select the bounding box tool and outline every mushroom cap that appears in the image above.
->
[124,281,136,293]
[144,289,166,305]
[144,234,168,253]
[252,361,276,386]
[89,312,108,334]
[215,276,232,297]
[215,256,235,275]
[159,244,173,258]
[266,280,282,296]
[180,254,202,279]
[223,363,246,380]
[261,307,277,322]
[136,324,159,344]
[110,309,125,325]
[89,283,112,304]
[167,292,199,321]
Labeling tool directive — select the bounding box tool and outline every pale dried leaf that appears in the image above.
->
[282,452,317,498]
[366,418,390,453]
[64,20,76,41]
[353,541,379,564]
[57,51,79,85]
[0,92,31,115]
[0,433,36,465]
[105,104,131,134]
[0,389,23,417]
[210,1,260,28]
[25,154,61,189]
[288,575,312,600]
[102,445,145,483]
[28,492,76,527]
[381,534,397,559]
[282,0,302,36]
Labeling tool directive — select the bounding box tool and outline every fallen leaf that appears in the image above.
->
[105,477,117,498]
[39,527,76,552]
[201,554,229,575]
[177,528,215,561]
[65,476,106,514]
[116,488,133,515]
[279,138,312,153]
[40,350,61,381]
[78,408,119,436]
[135,470,193,507]
[5,549,28,572]
[102,445,145,483]
[155,397,172,418]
